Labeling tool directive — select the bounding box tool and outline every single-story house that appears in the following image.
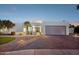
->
[13,20,69,35]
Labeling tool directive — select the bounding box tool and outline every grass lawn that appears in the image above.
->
[0,37,15,45]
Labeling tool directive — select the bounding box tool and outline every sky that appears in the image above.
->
[0,4,79,23]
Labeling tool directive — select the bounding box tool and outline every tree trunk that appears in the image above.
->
[26,26,29,35]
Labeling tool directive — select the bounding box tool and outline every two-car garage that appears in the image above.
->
[45,26,66,35]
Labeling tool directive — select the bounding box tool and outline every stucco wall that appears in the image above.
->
[13,23,24,32]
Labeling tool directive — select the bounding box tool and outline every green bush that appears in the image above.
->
[0,32,2,34]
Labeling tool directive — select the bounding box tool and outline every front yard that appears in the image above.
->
[0,35,79,53]
[0,37,15,45]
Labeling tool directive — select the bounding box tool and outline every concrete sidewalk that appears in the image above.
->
[1,49,79,55]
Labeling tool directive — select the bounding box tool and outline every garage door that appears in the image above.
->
[45,26,66,35]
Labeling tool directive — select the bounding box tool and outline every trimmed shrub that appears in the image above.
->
[0,32,2,35]
[19,33,23,35]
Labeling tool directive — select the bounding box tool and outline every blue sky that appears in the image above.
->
[0,4,79,23]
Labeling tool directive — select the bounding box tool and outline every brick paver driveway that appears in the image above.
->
[0,35,79,52]
[25,35,79,49]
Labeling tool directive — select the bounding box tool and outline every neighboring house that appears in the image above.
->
[69,21,79,34]
[13,20,69,35]
[69,28,74,34]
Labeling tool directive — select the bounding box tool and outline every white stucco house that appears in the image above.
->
[13,20,69,35]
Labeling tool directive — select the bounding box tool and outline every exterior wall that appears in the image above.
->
[13,23,24,34]
[31,21,43,35]
[13,21,69,35]
[0,28,13,34]
[66,25,69,35]
[43,21,69,35]
[31,21,69,35]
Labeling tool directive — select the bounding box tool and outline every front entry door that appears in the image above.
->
[35,26,41,35]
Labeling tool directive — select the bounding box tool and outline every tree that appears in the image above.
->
[77,5,79,10]
[0,20,4,30]
[74,25,79,33]
[0,20,2,33]
[24,21,32,34]
[0,20,15,33]
[0,20,2,29]
[2,20,15,30]
[69,24,75,28]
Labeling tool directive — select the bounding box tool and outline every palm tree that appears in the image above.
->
[24,21,32,34]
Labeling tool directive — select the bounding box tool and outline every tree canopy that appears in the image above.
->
[74,25,79,33]
[0,20,3,29]
[24,21,31,27]
[0,20,15,29]
[69,24,75,28]
[77,5,79,10]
